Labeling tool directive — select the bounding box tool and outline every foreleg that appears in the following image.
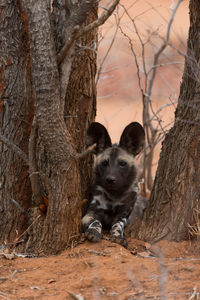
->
[110,194,137,246]
[110,217,128,246]
[82,213,102,242]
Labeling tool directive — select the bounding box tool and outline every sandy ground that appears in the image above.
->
[0,237,200,300]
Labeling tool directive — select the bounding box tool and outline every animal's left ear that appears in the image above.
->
[86,122,112,155]
[119,122,145,156]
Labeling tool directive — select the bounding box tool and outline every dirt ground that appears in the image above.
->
[0,236,200,300]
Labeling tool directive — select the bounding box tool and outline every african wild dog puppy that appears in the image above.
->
[82,122,145,245]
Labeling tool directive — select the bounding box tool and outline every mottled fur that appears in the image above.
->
[82,122,145,245]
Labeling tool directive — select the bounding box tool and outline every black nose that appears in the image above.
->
[106,176,116,185]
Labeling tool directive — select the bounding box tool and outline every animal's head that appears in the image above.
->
[86,122,145,195]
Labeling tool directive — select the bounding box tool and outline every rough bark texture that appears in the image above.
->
[0,0,97,255]
[134,0,200,242]
[0,1,33,243]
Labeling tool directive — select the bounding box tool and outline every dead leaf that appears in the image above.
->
[39,204,47,213]
[44,196,48,207]
[48,279,56,284]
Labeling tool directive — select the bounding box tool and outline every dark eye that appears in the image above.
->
[118,160,127,167]
[101,159,109,167]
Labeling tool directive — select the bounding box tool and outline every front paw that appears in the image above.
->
[85,220,102,242]
[110,221,127,247]
[85,228,102,242]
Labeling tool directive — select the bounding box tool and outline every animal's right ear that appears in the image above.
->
[86,122,112,155]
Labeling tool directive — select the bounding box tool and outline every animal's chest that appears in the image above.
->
[91,190,123,212]
[89,190,128,227]
[96,197,124,227]
[99,196,123,215]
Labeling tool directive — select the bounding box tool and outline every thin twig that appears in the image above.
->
[95,8,120,85]
[12,215,41,247]
[146,0,183,99]
[76,143,96,159]
[0,135,28,163]
[11,199,26,214]
[147,61,184,75]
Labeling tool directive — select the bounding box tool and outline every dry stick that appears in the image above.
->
[119,5,153,158]
[120,4,150,131]
[147,61,184,75]
[57,0,120,65]
[97,3,141,90]
[12,215,41,248]
[118,24,148,193]
[143,0,183,148]
[119,4,154,139]
[146,0,183,103]
[148,99,178,122]
[95,9,120,85]
[0,135,28,163]
[167,41,200,84]
[11,199,26,214]
[76,143,96,159]
[118,25,143,97]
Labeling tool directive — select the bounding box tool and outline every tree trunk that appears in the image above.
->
[0,0,97,255]
[0,0,33,244]
[135,0,200,242]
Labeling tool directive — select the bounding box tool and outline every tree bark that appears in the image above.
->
[0,0,97,255]
[0,0,33,244]
[135,0,200,242]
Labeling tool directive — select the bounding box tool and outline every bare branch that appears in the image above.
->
[120,4,148,86]
[146,0,183,99]
[147,61,184,76]
[118,25,143,94]
[57,0,120,64]
[0,135,28,163]
[95,9,120,85]
[76,143,96,159]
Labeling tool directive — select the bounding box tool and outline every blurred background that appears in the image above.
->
[96,0,189,181]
